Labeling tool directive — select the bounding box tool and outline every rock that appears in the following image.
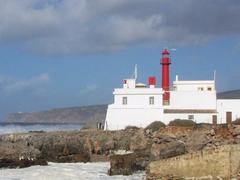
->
[0,141,47,168]
[152,134,176,144]
[210,129,215,136]
[129,129,152,170]
[104,140,115,154]
[1,125,239,170]
[185,131,211,152]
[129,129,148,151]
[232,125,240,137]
[145,121,166,133]
[108,150,137,176]
[0,130,140,168]
[151,140,186,160]
[147,144,240,179]
[34,134,90,163]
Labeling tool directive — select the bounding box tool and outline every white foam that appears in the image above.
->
[0,162,145,180]
[0,124,83,135]
[114,150,133,155]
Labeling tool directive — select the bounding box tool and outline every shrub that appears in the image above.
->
[125,126,140,130]
[145,121,166,132]
[169,119,196,127]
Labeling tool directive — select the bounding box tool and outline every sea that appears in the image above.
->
[0,122,84,134]
[0,123,146,180]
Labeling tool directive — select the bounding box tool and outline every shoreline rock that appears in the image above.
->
[0,124,239,174]
[146,144,240,179]
[108,150,136,176]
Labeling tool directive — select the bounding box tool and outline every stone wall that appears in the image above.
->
[147,144,240,179]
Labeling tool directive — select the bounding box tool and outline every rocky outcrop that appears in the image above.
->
[0,131,91,168]
[150,138,186,160]
[0,128,183,169]
[0,124,239,171]
[185,130,212,152]
[0,141,47,168]
[147,144,240,179]
[108,151,137,176]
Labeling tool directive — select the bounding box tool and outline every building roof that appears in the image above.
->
[173,80,215,85]
[164,109,217,114]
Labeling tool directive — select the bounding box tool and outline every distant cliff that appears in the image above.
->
[5,105,107,126]
[217,89,240,99]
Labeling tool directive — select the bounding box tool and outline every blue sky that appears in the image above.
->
[0,0,240,120]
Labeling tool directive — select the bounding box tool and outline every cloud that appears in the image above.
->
[0,0,240,54]
[0,73,50,94]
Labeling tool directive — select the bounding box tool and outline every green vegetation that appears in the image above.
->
[145,121,166,132]
[169,119,196,127]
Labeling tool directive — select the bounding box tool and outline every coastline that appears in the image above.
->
[1,123,240,178]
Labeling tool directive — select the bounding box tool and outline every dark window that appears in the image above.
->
[149,96,154,105]
[122,97,127,105]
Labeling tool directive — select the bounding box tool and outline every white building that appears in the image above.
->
[104,50,240,130]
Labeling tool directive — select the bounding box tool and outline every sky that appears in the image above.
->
[0,0,240,120]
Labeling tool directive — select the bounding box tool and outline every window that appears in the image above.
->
[173,86,177,91]
[122,97,127,105]
[188,115,194,120]
[198,87,204,91]
[149,96,154,105]
[207,87,212,91]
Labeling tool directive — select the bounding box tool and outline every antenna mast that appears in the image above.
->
[134,64,138,80]
[214,70,216,82]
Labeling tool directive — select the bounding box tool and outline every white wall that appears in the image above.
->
[217,99,240,123]
[168,91,217,110]
[112,88,164,108]
[113,94,163,108]
[173,80,215,91]
[105,88,165,130]
[105,107,164,130]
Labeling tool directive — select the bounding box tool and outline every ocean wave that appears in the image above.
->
[0,162,145,180]
[0,123,83,134]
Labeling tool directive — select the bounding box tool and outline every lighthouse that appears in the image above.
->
[104,49,240,130]
[161,49,171,105]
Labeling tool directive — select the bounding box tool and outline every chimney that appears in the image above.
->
[148,76,156,88]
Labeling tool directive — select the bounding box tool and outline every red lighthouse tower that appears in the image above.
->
[161,49,171,105]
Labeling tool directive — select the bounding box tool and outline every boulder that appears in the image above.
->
[150,135,186,160]
[0,141,47,168]
[145,121,166,133]
[147,145,240,179]
[129,129,152,170]
[33,134,90,163]
[232,125,240,137]
[185,131,212,152]
[108,150,137,176]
